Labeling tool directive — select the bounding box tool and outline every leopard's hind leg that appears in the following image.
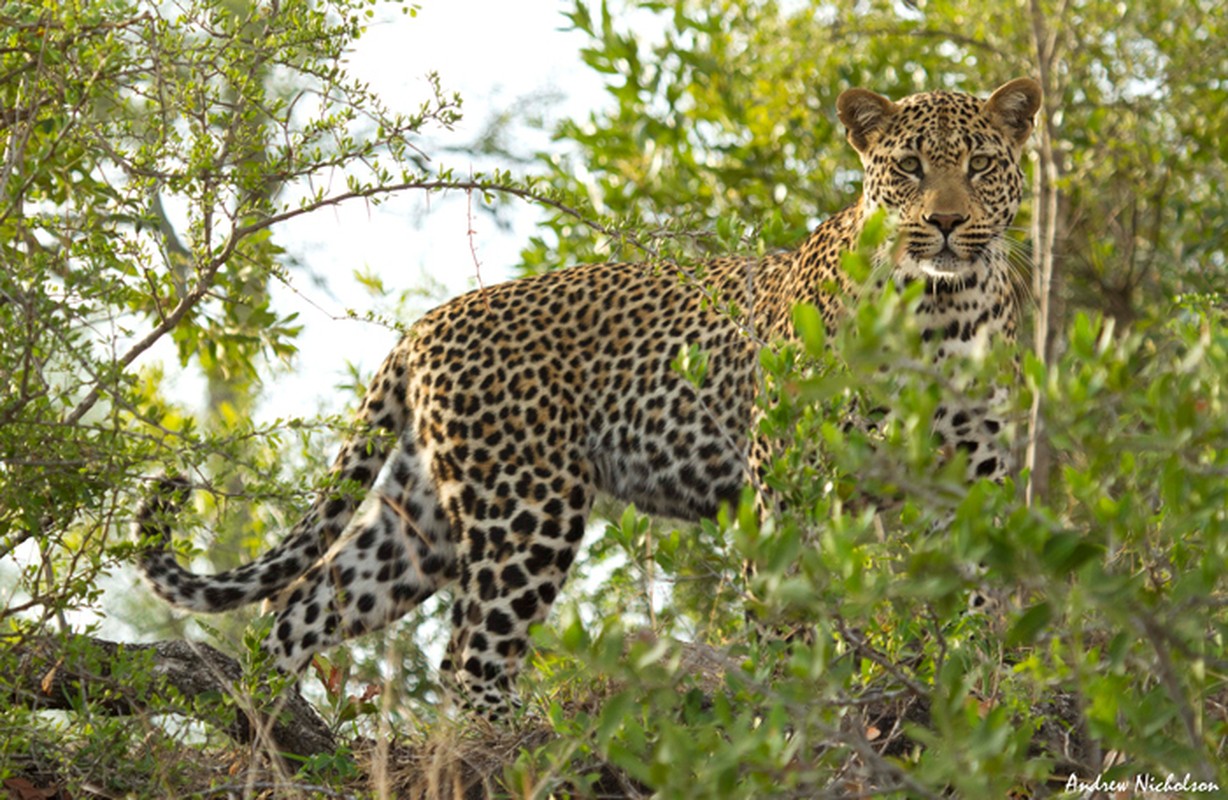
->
[261,432,457,674]
[437,446,595,720]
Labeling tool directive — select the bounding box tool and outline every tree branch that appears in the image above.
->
[59,173,762,429]
[8,633,336,759]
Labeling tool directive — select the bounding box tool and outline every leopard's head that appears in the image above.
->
[837,78,1042,283]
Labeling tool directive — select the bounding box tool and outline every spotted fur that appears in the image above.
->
[137,79,1041,719]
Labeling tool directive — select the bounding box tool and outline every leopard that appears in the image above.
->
[136,78,1042,720]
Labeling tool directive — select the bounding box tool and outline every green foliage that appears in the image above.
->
[496,3,1228,792]
[525,0,1227,325]
[0,0,459,585]
[4,0,1227,796]
[517,289,1228,796]
[0,0,459,789]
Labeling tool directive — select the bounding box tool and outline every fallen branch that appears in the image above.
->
[8,633,336,759]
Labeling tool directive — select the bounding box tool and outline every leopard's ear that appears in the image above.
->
[837,88,898,154]
[984,78,1042,146]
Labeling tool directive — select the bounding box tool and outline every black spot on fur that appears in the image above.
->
[511,590,539,620]
[511,510,536,536]
[486,609,513,635]
[501,564,528,589]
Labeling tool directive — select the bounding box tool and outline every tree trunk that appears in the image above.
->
[1025,0,1067,506]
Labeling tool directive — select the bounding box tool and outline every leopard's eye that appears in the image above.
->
[969,154,992,173]
[897,155,923,176]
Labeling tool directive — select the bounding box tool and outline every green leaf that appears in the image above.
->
[791,302,826,356]
[1006,602,1053,647]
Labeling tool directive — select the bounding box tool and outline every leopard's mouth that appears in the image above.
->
[906,244,979,281]
[890,230,995,284]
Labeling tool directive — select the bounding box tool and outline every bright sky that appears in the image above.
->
[167,0,611,421]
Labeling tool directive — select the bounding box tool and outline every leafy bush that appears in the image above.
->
[516,285,1228,797]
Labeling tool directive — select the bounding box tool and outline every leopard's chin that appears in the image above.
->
[919,256,973,281]
[896,249,982,284]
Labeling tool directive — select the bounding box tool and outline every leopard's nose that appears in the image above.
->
[925,213,968,235]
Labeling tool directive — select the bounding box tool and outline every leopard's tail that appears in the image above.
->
[136,344,411,613]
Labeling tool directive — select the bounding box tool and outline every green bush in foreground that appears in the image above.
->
[516,285,1228,798]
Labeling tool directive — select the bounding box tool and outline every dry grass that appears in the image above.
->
[9,635,1215,798]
